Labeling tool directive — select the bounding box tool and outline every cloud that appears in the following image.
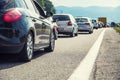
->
[50,0,120,7]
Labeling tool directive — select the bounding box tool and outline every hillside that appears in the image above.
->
[55,6,120,23]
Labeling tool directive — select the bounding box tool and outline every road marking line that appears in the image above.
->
[68,29,106,80]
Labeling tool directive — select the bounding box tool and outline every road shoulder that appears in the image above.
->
[90,28,120,80]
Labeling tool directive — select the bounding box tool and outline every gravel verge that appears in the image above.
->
[90,28,120,80]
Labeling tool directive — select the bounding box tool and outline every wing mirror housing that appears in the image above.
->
[46,12,53,17]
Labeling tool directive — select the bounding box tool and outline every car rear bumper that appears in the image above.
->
[0,29,26,54]
[57,27,73,33]
[0,44,23,54]
[0,37,25,54]
[93,26,98,29]
[58,32,72,35]
[58,29,73,35]
[78,27,92,32]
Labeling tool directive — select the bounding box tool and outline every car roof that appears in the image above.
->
[75,17,91,20]
[53,14,73,16]
[76,17,89,18]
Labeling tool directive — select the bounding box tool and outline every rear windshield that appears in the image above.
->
[75,18,88,22]
[92,20,97,23]
[0,0,15,9]
[53,15,70,21]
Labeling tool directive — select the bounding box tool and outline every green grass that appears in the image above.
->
[114,27,120,33]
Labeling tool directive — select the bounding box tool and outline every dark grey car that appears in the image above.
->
[0,0,55,61]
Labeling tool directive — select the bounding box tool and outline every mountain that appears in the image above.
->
[55,6,120,23]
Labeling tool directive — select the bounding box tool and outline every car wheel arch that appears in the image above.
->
[28,28,35,44]
[53,28,57,40]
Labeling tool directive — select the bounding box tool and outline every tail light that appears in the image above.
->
[3,9,22,23]
[85,23,90,26]
[68,21,72,26]
[54,26,57,30]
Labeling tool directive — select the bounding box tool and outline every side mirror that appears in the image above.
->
[53,19,58,22]
[53,20,56,22]
[46,12,53,17]
[44,11,47,15]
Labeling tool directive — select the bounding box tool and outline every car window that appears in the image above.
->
[75,18,88,22]
[0,0,15,9]
[70,15,76,22]
[15,0,26,8]
[23,0,37,13]
[92,20,97,23]
[33,0,46,18]
[53,15,70,21]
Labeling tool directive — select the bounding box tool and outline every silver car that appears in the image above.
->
[75,17,93,34]
[92,19,99,29]
[53,14,78,37]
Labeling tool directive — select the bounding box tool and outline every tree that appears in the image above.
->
[44,0,56,13]
[36,0,45,9]
[37,0,56,13]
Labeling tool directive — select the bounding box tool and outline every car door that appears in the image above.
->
[33,0,51,45]
[23,0,46,48]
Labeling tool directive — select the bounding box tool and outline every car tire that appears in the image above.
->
[54,29,58,40]
[89,31,93,34]
[19,32,34,61]
[44,32,55,52]
[75,32,78,36]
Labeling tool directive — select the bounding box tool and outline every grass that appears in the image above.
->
[114,27,120,33]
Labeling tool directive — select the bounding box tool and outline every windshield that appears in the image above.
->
[75,18,88,22]
[53,15,70,21]
[92,19,97,23]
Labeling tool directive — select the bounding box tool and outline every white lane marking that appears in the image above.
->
[68,29,106,80]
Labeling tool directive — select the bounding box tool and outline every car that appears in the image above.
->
[53,14,78,37]
[116,23,120,27]
[92,19,99,29]
[52,21,58,39]
[75,17,93,34]
[111,22,116,27]
[0,0,56,61]
[98,21,104,28]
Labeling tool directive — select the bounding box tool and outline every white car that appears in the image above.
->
[98,21,104,28]
[75,17,93,34]
[53,14,78,37]
[47,17,58,40]
[92,19,99,29]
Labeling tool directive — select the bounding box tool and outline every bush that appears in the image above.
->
[114,27,120,33]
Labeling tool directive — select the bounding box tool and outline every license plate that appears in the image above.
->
[58,28,64,31]
[79,27,83,29]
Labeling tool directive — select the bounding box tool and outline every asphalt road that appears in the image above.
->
[0,28,104,80]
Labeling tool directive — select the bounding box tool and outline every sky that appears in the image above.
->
[50,0,120,7]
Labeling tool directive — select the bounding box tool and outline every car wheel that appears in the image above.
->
[89,31,93,34]
[54,29,58,40]
[19,32,34,61]
[75,32,78,36]
[44,32,55,52]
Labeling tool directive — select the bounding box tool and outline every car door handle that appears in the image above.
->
[42,23,46,29]
[42,23,46,27]
[32,19,36,22]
